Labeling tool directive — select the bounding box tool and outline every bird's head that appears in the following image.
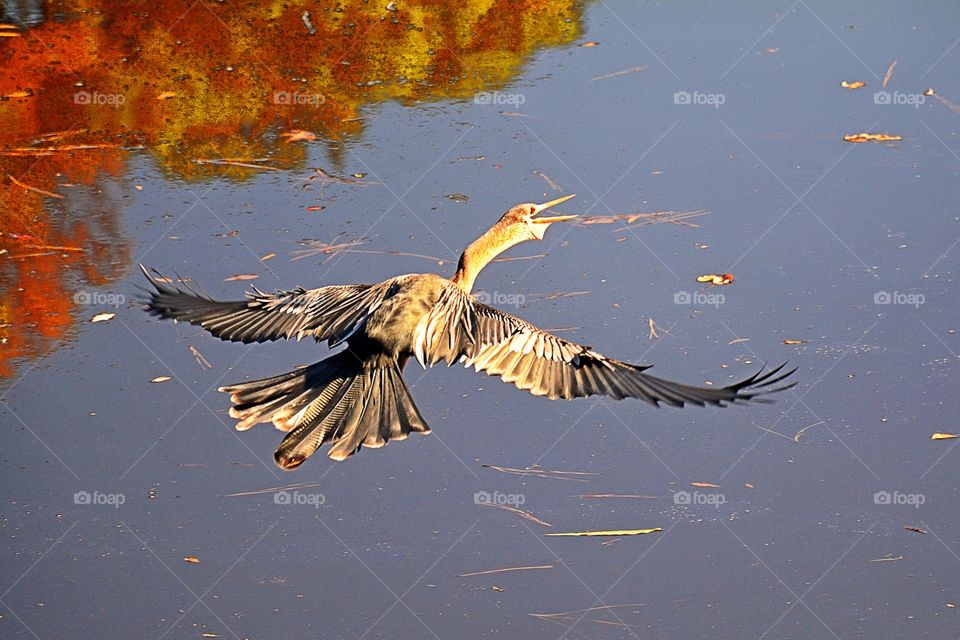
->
[498,194,577,240]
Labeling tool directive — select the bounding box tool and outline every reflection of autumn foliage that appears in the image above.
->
[0,0,581,377]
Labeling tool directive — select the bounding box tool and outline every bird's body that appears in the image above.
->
[143,195,795,469]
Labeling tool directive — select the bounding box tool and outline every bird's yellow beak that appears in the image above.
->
[531,194,577,224]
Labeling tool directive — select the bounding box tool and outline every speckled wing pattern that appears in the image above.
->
[430,284,796,406]
[140,265,392,346]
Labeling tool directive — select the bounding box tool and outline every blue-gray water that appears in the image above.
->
[3,2,959,638]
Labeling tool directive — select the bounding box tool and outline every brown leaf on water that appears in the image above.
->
[728,338,751,345]
[882,59,897,88]
[782,339,808,345]
[183,556,201,563]
[840,81,866,89]
[581,41,600,47]
[690,482,719,488]
[305,205,325,211]
[903,526,927,535]
[546,528,661,537]
[696,273,734,286]
[446,193,470,202]
[259,252,276,261]
[281,130,317,142]
[90,312,116,323]
[924,88,936,96]
[150,375,173,383]
[843,133,902,143]
[224,274,258,281]
[3,90,32,98]
[931,433,958,440]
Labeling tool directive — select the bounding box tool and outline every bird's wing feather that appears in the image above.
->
[434,286,795,405]
[140,265,392,345]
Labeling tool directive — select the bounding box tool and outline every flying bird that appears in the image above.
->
[142,195,795,469]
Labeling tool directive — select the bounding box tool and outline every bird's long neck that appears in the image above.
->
[451,223,526,294]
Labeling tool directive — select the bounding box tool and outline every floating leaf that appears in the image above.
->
[224,274,258,281]
[782,339,808,345]
[183,556,201,563]
[446,193,470,202]
[305,205,325,211]
[90,312,115,323]
[840,81,866,89]
[581,41,600,47]
[280,129,317,142]
[259,252,276,261]
[844,133,902,143]
[931,433,958,440]
[696,273,734,286]
[546,528,661,537]
[150,375,173,383]
[903,526,927,535]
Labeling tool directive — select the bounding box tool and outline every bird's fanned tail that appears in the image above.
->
[218,350,430,469]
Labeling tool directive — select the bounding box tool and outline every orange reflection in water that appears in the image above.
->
[0,0,582,378]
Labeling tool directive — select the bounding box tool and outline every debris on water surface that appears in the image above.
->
[843,133,902,143]
[696,273,734,286]
[150,375,173,383]
[224,274,258,281]
[840,81,866,89]
[446,193,470,202]
[931,432,958,440]
[545,528,661,537]
[90,312,115,323]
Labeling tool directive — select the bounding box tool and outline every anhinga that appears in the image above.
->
[142,194,795,470]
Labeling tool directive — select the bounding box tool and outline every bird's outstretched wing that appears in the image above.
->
[433,287,795,406]
[140,265,392,346]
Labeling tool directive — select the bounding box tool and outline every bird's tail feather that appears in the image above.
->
[218,350,429,469]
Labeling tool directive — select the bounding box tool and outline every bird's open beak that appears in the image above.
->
[531,194,577,224]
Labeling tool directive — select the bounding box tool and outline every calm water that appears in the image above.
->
[2,1,959,638]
